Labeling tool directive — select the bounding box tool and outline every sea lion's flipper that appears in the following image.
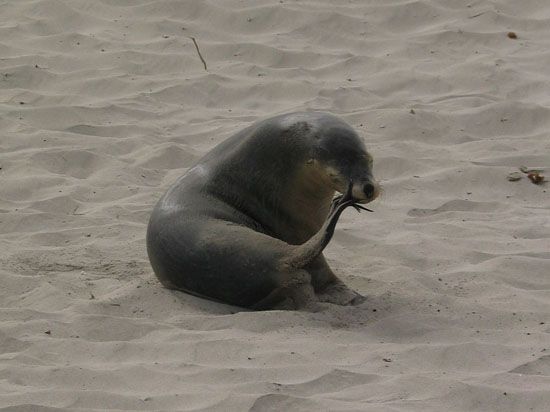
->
[317,280,366,306]
[282,182,356,270]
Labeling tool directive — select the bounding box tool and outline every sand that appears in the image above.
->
[1,0,550,411]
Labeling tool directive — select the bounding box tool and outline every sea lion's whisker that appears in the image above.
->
[352,204,374,213]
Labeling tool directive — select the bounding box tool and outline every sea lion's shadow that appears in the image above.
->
[169,289,244,315]
[170,288,393,329]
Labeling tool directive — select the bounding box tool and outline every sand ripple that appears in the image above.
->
[1,0,550,410]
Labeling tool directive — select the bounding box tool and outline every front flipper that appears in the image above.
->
[317,280,366,306]
[251,269,320,311]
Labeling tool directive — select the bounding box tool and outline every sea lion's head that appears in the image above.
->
[309,123,380,204]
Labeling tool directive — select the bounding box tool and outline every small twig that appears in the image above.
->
[189,36,207,71]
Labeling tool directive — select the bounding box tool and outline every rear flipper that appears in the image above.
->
[282,181,360,270]
[274,182,369,309]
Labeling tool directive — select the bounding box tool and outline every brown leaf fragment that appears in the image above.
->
[527,172,545,185]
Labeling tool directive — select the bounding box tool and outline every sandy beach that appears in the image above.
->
[1,0,549,410]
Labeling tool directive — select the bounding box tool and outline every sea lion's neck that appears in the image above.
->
[277,165,334,244]
[203,126,335,243]
[206,160,333,244]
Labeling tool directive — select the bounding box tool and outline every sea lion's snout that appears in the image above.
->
[313,123,379,204]
[363,182,375,199]
[348,178,380,204]
[325,171,380,204]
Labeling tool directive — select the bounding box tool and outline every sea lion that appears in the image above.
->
[146,112,380,310]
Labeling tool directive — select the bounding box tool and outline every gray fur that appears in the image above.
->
[146,112,377,310]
